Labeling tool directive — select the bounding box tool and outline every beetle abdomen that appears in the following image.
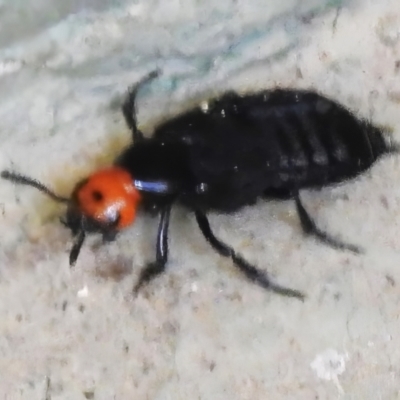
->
[153,89,392,209]
[244,90,389,190]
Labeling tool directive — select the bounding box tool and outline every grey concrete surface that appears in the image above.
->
[1,0,400,398]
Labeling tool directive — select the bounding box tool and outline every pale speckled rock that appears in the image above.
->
[1,0,400,399]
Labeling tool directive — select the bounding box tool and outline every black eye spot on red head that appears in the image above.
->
[92,190,103,202]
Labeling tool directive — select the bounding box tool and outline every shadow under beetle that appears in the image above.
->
[2,70,398,300]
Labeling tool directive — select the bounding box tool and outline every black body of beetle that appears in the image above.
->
[2,71,396,300]
[115,71,395,299]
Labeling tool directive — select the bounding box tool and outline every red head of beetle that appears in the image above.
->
[1,167,142,265]
[70,167,141,230]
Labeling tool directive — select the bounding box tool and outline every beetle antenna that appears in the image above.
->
[69,228,86,266]
[1,170,69,203]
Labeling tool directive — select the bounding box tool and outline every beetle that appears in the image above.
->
[2,70,398,300]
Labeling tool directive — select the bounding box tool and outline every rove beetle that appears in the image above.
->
[2,70,398,300]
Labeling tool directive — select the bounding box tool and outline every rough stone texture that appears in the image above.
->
[1,0,400,398]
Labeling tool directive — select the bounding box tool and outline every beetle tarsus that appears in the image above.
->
[294,192,362,254]
[195,210,305,300]
[134,204,171,293]
[133,261,166,294]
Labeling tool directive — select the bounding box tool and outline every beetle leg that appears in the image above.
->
[122,70,160,144]
[134,203,171,293]
[195,210,305,300]
[102,230,118,243]
[294,192,362,254]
